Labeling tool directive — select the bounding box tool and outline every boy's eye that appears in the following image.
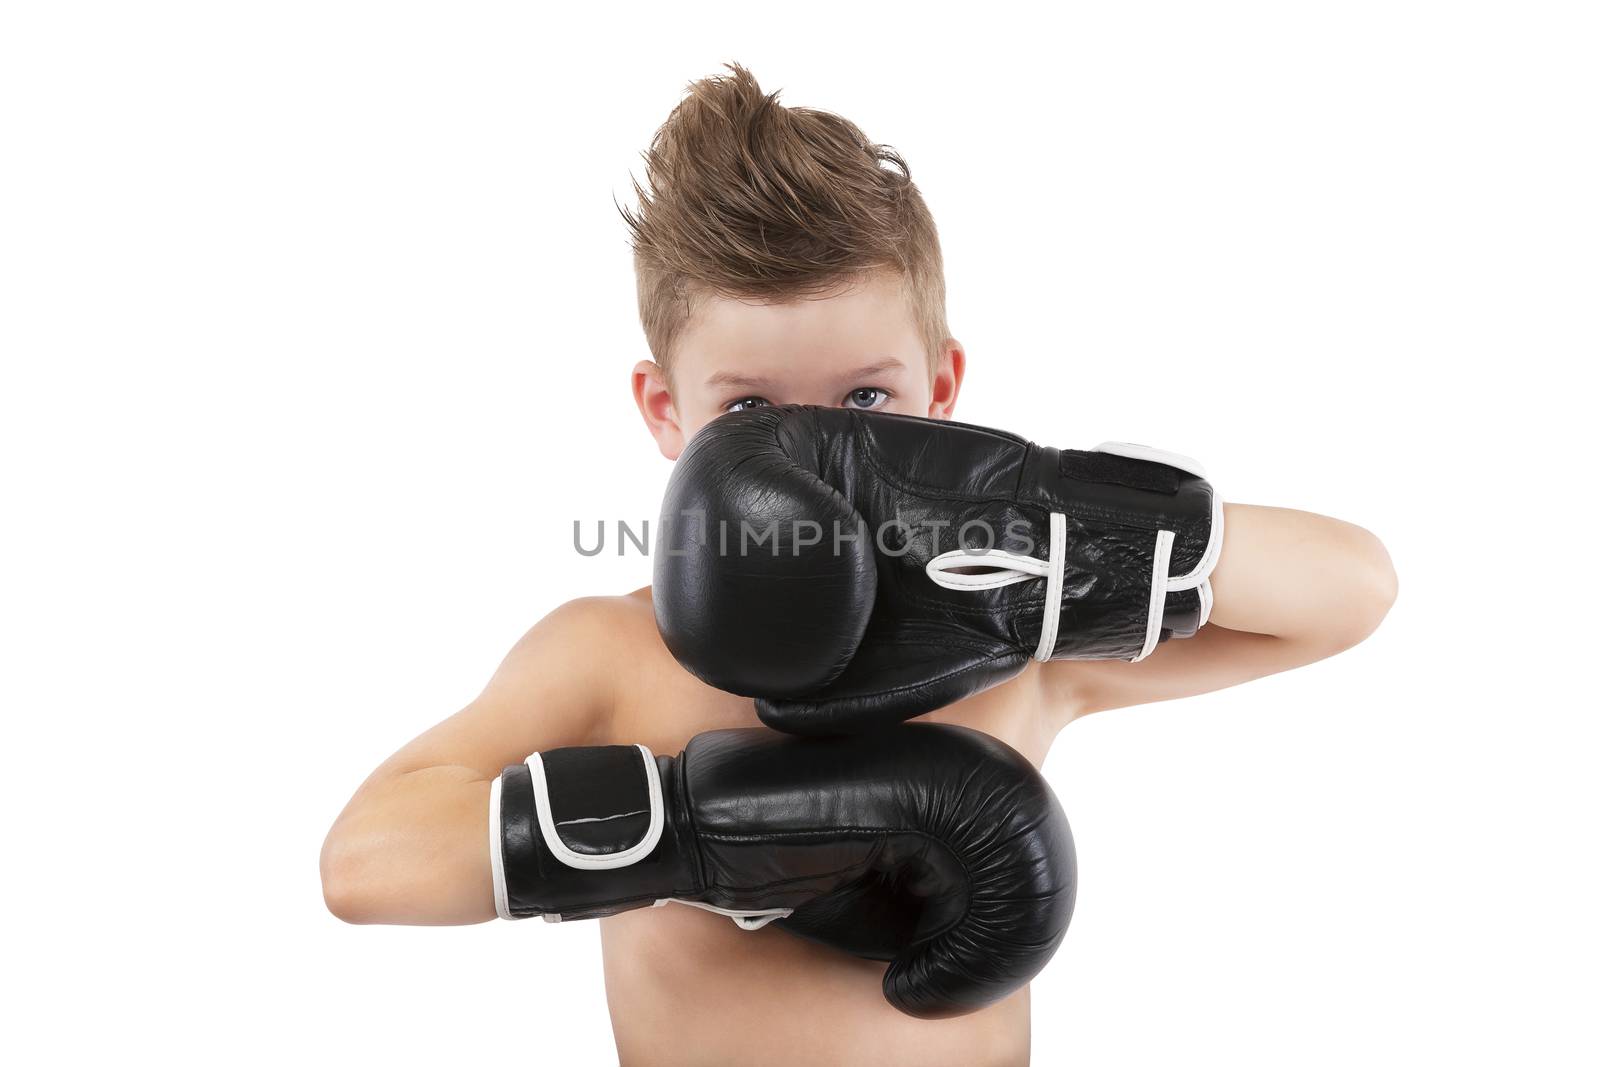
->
[727,396,771,413]
[844,387,890,410]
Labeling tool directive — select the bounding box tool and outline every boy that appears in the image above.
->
[321,65,1396,1066]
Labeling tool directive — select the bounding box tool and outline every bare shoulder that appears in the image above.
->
[493,590,659,682]
[551,589,655,631]
[608,587,762,747]
[430,590,672,758]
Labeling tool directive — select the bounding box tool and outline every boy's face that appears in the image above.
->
[634,272,964,460]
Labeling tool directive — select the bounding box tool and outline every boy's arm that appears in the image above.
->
[1047,504,1398,722]
[320,597,626,925]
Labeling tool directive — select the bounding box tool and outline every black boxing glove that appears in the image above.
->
[489,724,1076,1019]
[654,406,1222,734]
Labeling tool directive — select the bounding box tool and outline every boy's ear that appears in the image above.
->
[927,340,966,421]
[633,360,686,459]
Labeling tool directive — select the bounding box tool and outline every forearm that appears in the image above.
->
[320,764,495,926]
[1207,503,1397,648]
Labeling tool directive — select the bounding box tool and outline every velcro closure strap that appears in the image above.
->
[1089,441,1207,480]
[531,745,664,871]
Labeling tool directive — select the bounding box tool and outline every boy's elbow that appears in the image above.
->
[320,833,382,925]
[1334,527,1399,649]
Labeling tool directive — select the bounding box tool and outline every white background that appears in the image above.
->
[3,2,1596,1063]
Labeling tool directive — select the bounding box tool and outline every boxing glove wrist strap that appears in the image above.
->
[924,442,1223,664]
[489,743,791,928]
